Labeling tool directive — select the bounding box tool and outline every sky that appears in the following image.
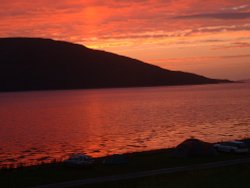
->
[1,0,250,80]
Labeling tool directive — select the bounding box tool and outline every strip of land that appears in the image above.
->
[1,139,250,188]
[32,157,250,188]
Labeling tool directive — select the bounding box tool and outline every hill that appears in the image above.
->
[0,38,230,91]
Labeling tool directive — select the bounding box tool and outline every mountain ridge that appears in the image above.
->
[0,37,231,92]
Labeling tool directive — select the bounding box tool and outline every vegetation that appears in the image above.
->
[1,148,250,188]
[86,163,250,188]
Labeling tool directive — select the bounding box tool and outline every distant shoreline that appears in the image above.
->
[0,81,236,93]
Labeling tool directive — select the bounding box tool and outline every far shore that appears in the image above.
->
[0,80,236,93]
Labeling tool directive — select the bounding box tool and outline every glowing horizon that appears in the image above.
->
[1,0,250,80]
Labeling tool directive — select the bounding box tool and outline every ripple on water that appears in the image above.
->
[1,83,250,168]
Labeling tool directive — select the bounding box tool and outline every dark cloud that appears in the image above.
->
[213,42,250,50]
[174,12,250,20]
[151,54,250,64]
[95,24,250,41]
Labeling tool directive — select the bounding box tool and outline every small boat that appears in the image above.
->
[63,153,94,167]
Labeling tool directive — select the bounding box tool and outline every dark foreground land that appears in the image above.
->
[86,163,250,188]
[1,140,250,188]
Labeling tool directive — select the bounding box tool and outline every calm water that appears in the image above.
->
[0,83,250,167]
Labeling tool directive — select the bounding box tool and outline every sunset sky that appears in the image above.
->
[1,0,250,80]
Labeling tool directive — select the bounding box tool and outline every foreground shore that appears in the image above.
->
[1,139,250,188]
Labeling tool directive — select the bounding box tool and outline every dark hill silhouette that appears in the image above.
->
[0,38,230,91]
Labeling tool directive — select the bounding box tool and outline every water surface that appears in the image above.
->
[0,83,250,167]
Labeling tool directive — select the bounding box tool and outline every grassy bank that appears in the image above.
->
[1,147,250,188]
[86,163,250,188]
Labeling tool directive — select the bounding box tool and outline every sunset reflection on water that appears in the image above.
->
[0,83,250,168]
